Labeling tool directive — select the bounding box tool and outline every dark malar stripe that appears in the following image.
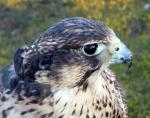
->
[75,67,99,87]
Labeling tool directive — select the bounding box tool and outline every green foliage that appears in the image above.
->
[0,0,150,117]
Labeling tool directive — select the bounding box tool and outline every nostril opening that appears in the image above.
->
[115,47,119,51]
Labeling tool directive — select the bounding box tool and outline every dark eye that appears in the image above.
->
[83,43,98,55]
[82,43,107,56]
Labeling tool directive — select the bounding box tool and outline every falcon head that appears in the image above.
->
[14,17,132,89]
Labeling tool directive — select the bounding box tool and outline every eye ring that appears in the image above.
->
[82,43,107,56]
[83,43,98,56]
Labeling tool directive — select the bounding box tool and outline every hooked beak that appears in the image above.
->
[109,41,132,68]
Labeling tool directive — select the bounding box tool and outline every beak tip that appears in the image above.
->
[125,56,133,68]
[128,61,132,68]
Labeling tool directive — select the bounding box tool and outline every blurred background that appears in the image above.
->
[0,0,150,117]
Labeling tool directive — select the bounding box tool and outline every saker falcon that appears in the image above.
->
[0,17,132,118]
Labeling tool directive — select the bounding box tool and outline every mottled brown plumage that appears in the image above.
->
[0,17,132,118]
